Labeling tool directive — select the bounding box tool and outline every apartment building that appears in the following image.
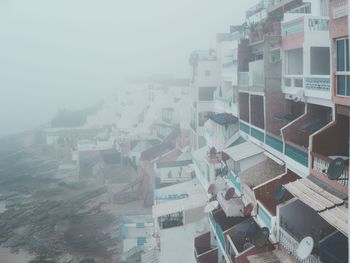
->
[192,1,349,263]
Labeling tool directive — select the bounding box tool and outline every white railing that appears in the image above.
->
[279,228,320,263]
[304,76,330,91]
[312,153,349,187]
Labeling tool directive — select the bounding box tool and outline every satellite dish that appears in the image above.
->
[204,201,219,213]
[243,203,254,217]
[327,158,345,180]
[208,184,215,194]
[296,236,314,260]
[253,227,270,248]
[274,184,286,203]
[224,187,236,200]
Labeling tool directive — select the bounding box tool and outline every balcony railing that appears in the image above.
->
[279,228,320,263]
[251,126,265,142]
[285,143,308,167]
[266,134,283,153]
[209,212,226,250]
[229,171,242,194]
[308,18,329,31]
[257,204,272,230]
[282,18,304,36]
[238,72,249,86]
[311,152,349,187]
[240,121,250,134]
[282,17,329,36]
[195,248,219,263]
[305,77,330,91]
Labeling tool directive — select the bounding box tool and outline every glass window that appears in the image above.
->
[337,39,345,71]
[320,0,329,16]
[346,39,349,71]
[337,75,346,95]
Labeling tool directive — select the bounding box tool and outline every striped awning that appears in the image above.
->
[284,178,348,236]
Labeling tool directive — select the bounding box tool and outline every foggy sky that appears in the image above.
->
[0,0,257,137]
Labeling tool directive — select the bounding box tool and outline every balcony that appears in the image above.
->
[283,75,331,100]
[279,199,336,263]
[254,170,299,231]
[226,217,275,262]
[282,16,330,49]
[279,228,320,263]
[311,112,349,193]
[209,209,246,252]
[194,232,219,263]
[282,16,329,36]
[282,103,332,170]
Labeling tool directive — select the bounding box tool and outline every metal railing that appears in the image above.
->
[279,228,320,263]
[311,152,349,187]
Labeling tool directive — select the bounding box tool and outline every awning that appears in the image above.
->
[152,192,207,218]
[284,178,348,236]
[319,206,348,237]
[223,141,263,161]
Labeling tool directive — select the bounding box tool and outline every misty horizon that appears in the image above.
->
[0,0,257,138]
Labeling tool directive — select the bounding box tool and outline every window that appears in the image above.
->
[310,47,330,75]
[270,49,281,63]
[336,38,350,96]
[198,87,216,101]
[320,0,329,16]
